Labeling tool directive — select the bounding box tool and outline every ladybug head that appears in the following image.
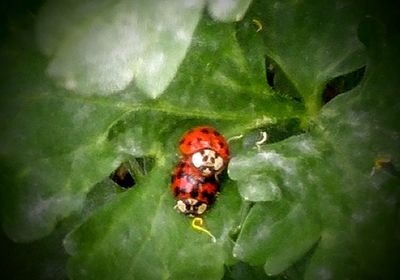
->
[191,149,225,177]
[175,198,207,216]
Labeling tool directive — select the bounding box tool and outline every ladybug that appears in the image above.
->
[171,158,219,216]
[179,126,230,177]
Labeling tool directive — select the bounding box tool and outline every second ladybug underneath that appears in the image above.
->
[171,158,219,216]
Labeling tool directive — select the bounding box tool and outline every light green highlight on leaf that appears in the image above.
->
[36,0,205,97]
[207,0,253,22]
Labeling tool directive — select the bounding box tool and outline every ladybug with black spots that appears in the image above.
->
[178,126,230,177]
[171,158,219,216]
[171,126,230,216]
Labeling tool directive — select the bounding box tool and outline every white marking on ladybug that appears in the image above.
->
[192,149,224,175]
[175,200,187,214]
[196,203,208,215]
[174,199,208,216]
[186,198,198,205]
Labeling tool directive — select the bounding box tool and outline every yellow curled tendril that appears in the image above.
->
[370,156,392,176]
[191,217,216,243]
[252,19,263,32]
[374,156,391,169]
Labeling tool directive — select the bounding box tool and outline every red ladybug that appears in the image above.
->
[171,158,219,216]
[178,126,230,177]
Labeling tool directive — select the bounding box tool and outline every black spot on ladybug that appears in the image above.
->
[179,138,185,145]
[174,187,181,196]
[201,128,210,134]
[202,191,216,203]
[196,137,202,142]
[204,176,217,183]
[218,141,224,148]
[213,130,221,136]
[178,162,185,169]
[171,174,176,183]
[191,189,199,198]
[176,170,185,179]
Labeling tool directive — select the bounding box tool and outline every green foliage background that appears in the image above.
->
[1,0,399,279]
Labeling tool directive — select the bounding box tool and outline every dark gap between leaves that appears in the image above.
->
[262,119,303,144]
[266,61,275,88]
[107,119,127,141]
[228,201,255,243]
[264,56,302,102]
[78,158,155,224]
[110,157,155,189]
[224,261,266,279]
[322,66,366,104]
[110,163,135,189]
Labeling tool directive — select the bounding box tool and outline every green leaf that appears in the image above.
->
[0,91,125,241]
[224,261,277,280]
[1,0,298,249]
[248,0,367,117]
[229,14,400,279]
[231,135,323,275]
[1,0,399,279]
[65,165,243,279]
[36,0,205,98]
